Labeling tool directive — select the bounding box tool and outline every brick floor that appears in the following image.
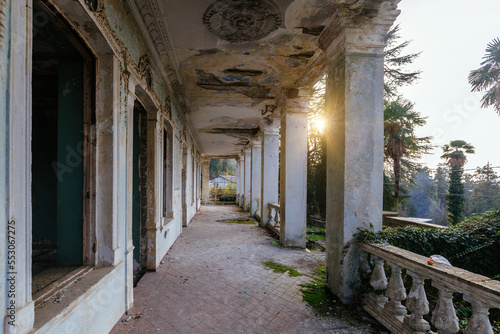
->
[111,205,380,334]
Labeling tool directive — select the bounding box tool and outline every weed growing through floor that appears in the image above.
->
[300,264,338,315]
[262,261,303,277]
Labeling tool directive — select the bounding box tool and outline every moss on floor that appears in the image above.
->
[262,261,303,277]
[225,220,255,224]
[300,265,338,315]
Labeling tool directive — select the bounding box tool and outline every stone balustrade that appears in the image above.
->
[268,203,281,236]
[359,243,500,334]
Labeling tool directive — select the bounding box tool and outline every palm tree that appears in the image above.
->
[440,140,475,225]
[468,38,500,114]
[384,99,431,211]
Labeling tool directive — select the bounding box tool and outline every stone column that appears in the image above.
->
[322,4,400,303]
[243,148,252,211]
[201,157,210,204]
[250,136,262,216]
[260,120,280,227]
[280,89,309,248]
[235,157,240,205]
[238,153,245,208]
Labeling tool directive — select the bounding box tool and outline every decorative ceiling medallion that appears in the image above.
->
[203,0,282,43]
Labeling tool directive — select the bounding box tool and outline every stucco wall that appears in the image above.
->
[0,0,201,332]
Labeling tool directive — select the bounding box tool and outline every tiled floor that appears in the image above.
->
[111,205,380,334]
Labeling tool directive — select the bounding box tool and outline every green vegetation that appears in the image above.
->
[209,158,236,179]
[262,261,303,277]
[224,220,255,225]
[300,265,338,315]
[357,210,500,279]
[307,234,325,240]
[469,37,500,114]
[307,225,326,240]
[384,99,431,211]
[441,140,475,225]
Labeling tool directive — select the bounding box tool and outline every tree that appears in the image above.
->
[307,78,327,218]
[468,38,500,114]
[469,162,500,215]
[384,99,431,211]
[434,166,449,211]
[209,159,236,179]
[440,140,475,225]
[384,25,422,97]
[307,25,424,216]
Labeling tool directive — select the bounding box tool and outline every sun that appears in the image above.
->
[312,117,325,133]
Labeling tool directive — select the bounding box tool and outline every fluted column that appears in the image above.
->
[260,120,280,227]
[201,157,210,204]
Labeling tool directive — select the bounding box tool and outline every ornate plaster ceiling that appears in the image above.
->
[149,0,396,156]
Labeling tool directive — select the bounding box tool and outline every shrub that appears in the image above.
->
[356,210,500,279]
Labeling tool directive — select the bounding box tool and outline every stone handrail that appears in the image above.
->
[382,211,444,229]
[268,203,281,236]
[359,243,500,334]
[384,216,445,229]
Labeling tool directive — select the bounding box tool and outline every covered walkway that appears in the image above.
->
[111,206,381,334]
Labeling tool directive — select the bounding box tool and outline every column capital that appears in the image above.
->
[319,1,400,61]
[201,156,211,163]
[259,117,280,133]
[250,134,262,147]
[276,88,312,117]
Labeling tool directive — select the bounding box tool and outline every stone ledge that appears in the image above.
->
[384,216,444,229]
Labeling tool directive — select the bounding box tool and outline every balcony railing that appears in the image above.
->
[359,242,500,333]
[268,203,280,236]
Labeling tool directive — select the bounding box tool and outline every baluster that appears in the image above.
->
[431,282,459,334]
[463,294,493,334]
[275,209,280,228]
[404,271,430,332]
[368,256,388,307]
[359,251,371,274]
[384,262,407,320]
[269,207,276,226]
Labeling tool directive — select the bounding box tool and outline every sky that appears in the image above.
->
[395,0,500,172]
